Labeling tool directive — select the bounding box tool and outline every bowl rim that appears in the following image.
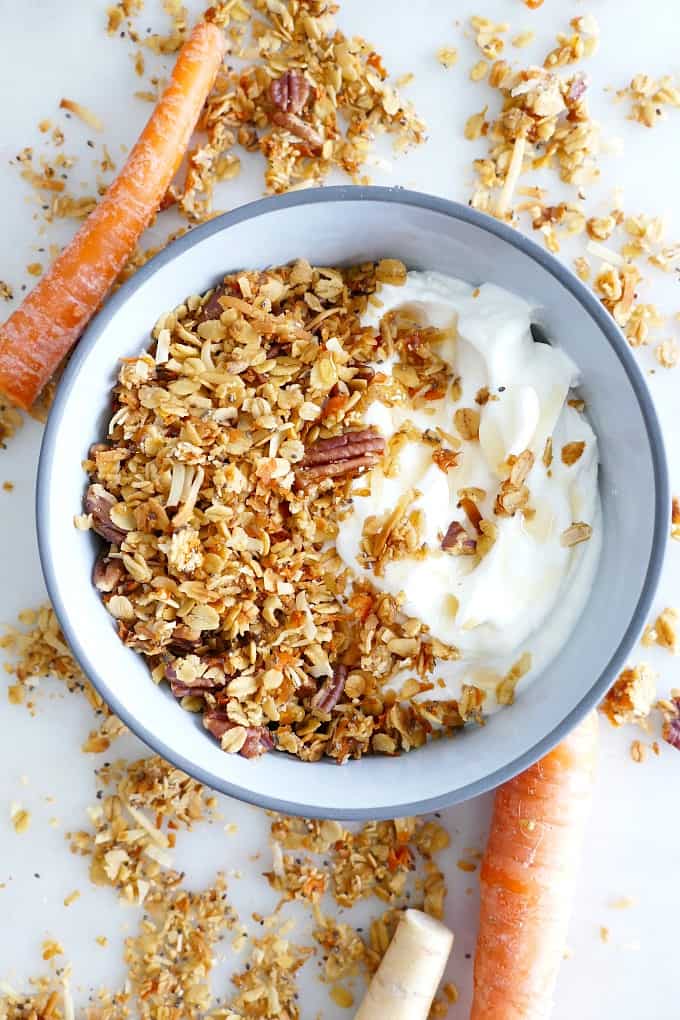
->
[37,184,670,819]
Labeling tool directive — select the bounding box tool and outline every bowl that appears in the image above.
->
[37,186,669,819]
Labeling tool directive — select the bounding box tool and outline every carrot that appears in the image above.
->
[471,712,598,1020]
[0,20,225,410]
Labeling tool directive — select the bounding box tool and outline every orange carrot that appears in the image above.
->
[0,20,225,410]
[471,713,598,1020]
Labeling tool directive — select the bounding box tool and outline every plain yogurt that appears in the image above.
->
[335,271,602,709]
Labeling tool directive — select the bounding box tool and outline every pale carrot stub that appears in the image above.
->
[354,908,454,1020]
[471,712,598,1020]
[0,21,226,410]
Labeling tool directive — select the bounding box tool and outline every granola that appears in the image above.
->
[80,260,601,762]
[80,261,486,764]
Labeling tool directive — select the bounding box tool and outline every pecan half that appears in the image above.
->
[271,111,323,152]
[441,521,477,554]
[203,709,274,758]
[310,665,347,713]
[169,678,219,699]
[195,282,228,323]
[349,362,375,384]
[663,699,680,750]
[241,726,275,759]
[93,556,124,593]
[298,428,385,484]
[167,624,202,656]
[269,69,310,114]
[84,484,127,545]
[458,496,483,533]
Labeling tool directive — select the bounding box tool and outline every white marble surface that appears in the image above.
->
[1,2,679,1017]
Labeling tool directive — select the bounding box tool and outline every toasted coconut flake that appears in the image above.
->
[59,98,103,131]
[561,521,593,546]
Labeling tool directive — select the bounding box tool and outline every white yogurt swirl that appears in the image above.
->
[335,271,601,707]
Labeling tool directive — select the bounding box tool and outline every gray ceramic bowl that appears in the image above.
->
[37,187,669,819]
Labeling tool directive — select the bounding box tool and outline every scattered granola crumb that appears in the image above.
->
[642,607,679,654]
[443,980,459,1002]
[617,73,680,128]
[95,935,108,947]
[457,858,477,873]
[610,896,636,909]
[2,481,14,492]
[470,16,507,60]
[599,925,610,943]
[63,890,80,907]
[512,31,535,49]
[229,921,312,1019]
[10,803,31,834]
[574,256,591,281]
[630,739,645,763]
[81,714,128,754]
[26,262,43,277]
[655,338,679,368]
[600,664,656,727]
[470,60,489,82]
[0,398,23,451]
[437,47,459,68]
[330,984,354,1008]
[41,939,64,961]
[0,281,13,301]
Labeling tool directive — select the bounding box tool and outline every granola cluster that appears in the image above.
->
[154,0,425,219]
[467,16,600,222]
[461,15,680,368]
[617,73,680,128]
[68,755,217,904]
[82,260,472,764]
[600,664,656,728]
[0,604,126,751]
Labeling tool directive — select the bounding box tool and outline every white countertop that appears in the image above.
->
[1,2,679,1017]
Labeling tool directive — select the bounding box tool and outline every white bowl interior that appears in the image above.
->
[40,194,661,817]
